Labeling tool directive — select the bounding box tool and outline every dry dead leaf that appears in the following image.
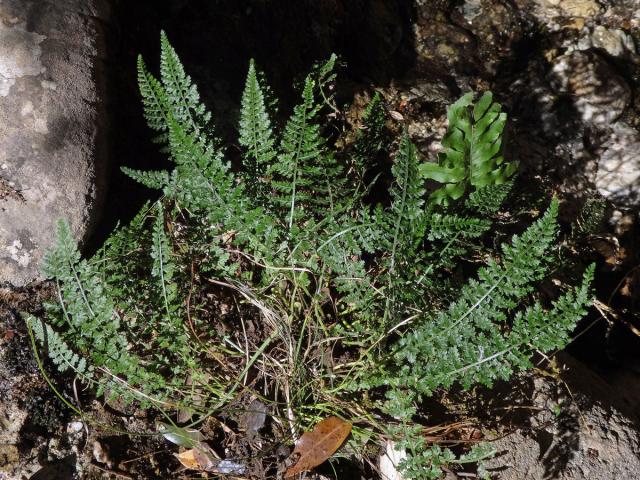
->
[590,236,625,268]
[620,267,640,300]
[176,449,201,470]
[176,443,246,475]
[175,443,218,471]
[389,110,404,121]
[284,416,352,478]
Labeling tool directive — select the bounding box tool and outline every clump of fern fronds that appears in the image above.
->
[28,32,594,480]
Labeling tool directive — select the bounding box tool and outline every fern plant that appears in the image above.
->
[421,92,518,205]
[28,32,594,480]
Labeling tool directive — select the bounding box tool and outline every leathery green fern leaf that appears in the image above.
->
[420,92,517,205]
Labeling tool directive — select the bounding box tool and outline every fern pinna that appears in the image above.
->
[29,32,594,480]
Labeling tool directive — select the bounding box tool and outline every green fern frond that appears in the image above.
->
[421,92,517,205]
[137,55,171,134]
[239,60,276,199]
[151,205,178,312]
[465,181,513,215]
[40,220,168,401]
[393,199,566,395]
[159,31,211,135]
[388,134,427,259]
[427,213,491,241]
[27,314,93,377]
[121,167,170,190]
[269,58,345,229]
[351,92,386,185]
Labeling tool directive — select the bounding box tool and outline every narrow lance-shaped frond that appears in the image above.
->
[239,59,276,199]
[268,56,345,231]
[159,30,211,136]
[388,133,427,266]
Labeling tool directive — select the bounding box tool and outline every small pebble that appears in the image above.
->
[67,421,84,433]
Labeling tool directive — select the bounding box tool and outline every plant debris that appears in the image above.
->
[284,416,352,478]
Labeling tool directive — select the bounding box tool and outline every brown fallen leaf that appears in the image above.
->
[284,416,352,478]
[175,444,217,471]
[176,444,247,475]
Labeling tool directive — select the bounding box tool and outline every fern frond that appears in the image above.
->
[27,314,93,377]
[121,167,170,190]
[420,92,517,205]
[137,55,171,134]
[388,134,427,261]
[239,60,276,199]
[393,199,563,395]
[159,31,211,135]
[465,181,512,215]
[427,213,491,241]
[351,92,386,186]
[151,205,178,313]
[41,221,167,399]
[269,59,345,230]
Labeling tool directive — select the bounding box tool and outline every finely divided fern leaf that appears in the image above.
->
[137,55,171,134]
[268,56,345,229]
[387,133,427,263]
[392,199,589,396]
[159,31,211,136]
[120,167,170,190]
[239,60,276,199]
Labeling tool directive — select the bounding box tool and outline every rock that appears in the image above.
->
[379,441,407,480]
[537,0,602,19]
[523,0,603,31]
[589,25,636,58]
[601,1,640,31]
[595,122,640,207]
[452,0,524,77]
[0,0,111,286]
[413,9,477,76]
[550,50,631,124]
[554,0,602,18]
[483,353,640,479]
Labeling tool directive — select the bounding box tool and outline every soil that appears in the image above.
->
[2,0,640,479]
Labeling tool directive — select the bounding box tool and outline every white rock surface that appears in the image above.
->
[0,0,111,286]
[595,122,640,207]
[590,26,636,58]
[550,50,631,125]
[379,441,407,480]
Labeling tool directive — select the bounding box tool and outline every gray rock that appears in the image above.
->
[590,25,636,58]
[525,0,603,31]
[0,0,111,286]
[550,50,631,124]
[595,122,640,207]
[484,354,640,479]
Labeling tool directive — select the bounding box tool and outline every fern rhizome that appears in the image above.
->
[26,32,594,479]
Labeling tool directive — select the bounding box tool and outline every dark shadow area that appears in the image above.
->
[87,0,417,253]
